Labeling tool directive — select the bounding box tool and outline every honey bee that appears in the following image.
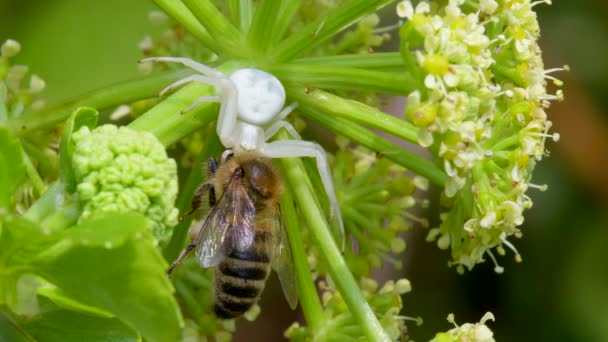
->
[168,151,298,319]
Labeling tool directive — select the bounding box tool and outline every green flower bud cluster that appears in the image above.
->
[286,277,412,341]
[398,0,562,270]
[430,312,495,342]
[1,39,46,117]
[331,137,428,278]
[71,124,179,243]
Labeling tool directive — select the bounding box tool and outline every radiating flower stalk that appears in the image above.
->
[1,0,562,340]
[1,39,57,209]
[398,0,564,272]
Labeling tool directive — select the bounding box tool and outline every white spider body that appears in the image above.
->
[141,57,344,235]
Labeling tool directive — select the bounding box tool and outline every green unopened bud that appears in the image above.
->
[243,304,261,321]
[29,74,46,93]
[395,278,411,294]
[1,39,21,58]
[391,238,406,253]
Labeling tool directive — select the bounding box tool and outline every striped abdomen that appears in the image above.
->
[214,230,272,319]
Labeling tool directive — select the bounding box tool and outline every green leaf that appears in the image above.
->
[59,107,98,193]
[37,286,113,318]
[31,213,183,342]
[23,309,140,342]
[0,127,25,209]
[0,310,36,342]
[0,215,57,313]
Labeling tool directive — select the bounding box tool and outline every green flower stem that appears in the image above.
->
[19,144,46,196]
[272,65,415,95]
[287,86,418,143]
[174,278,204,319]
[293,52,405,70]
[299,105,448,186]
[279,154,390,342]
[272,0,395,62]
[268,1,301,45]
[151,0,221,55]
[163,126,221,261]
[0,82,7,121]
[228,0,254,32]
[278,186,324,332]
[247,0,294,54]
[182,0,245,58]
[22,143,58,182]
[9,70,191,137]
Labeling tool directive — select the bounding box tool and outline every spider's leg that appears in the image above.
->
[262,140,344,243]
[221,149,234,163]
[140,56,226,78]
[264,120,301,141]
[215,78,239,148]
[181,95,221,113]
[273,102,299,122]
[159,74,218,97]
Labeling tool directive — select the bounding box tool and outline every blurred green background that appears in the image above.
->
[2,0,608,341]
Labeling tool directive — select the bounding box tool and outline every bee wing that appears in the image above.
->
[194,175,256,268]
[271,205,298,310]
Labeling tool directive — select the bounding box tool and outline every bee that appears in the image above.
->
[168,151,298,319]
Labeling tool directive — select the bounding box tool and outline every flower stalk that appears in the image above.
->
[279,150,391,342]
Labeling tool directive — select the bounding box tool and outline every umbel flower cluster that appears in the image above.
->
[398,0,563,271]
[430,312,496,342]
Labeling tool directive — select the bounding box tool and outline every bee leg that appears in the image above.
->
[207,157,219,207]
[180,182,213,220]
[167,242,197,276]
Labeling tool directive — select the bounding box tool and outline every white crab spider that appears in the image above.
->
[141,57,344,235]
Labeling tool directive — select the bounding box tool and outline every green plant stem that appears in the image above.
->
[0,83,7,121]
[151,0,222,55]
[272,0,395,62]
[272,64,414,95]
[279,154,390,342]
[228,0,254,32]
[299,105,448,186]
[288,86,418,143]
[293,52,405,70]
[19,144,46,196]
[182,0,245,58]
[269,1,301,45]
[8,70,191,137]
[278,186,324,332]
[247,0,283,54]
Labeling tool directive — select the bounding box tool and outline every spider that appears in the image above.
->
[140,57,344,236]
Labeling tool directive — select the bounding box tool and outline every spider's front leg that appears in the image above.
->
[262,139,344,241]
[139,57,239,148]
